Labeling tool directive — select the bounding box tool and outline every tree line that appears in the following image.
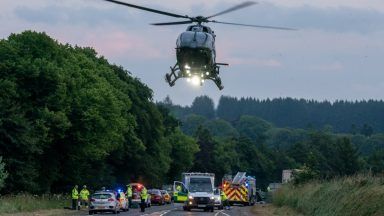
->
[164,95,384,134]
[160,96,384,187]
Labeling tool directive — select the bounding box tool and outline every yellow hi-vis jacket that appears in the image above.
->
[220,191,228,201]
[80,189,90,200]
[127,187,132,197]
[141,188,148,200]
[72,188,79,199]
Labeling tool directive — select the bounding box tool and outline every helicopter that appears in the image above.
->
[102,0,295,90]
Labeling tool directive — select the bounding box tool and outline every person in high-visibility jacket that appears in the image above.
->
[126,184,133,208]
[220,190,230,210]
[140,187,148,212]
[71,185,79,210]
[80,185,90,208]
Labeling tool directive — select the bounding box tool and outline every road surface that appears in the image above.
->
[80,204,254,216]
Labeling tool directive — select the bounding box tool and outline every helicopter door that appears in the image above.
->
[173,181,188,204]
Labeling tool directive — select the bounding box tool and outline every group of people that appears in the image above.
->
[70,184,149,212]
[71,185,90,210]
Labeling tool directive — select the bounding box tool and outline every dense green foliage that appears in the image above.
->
[162,96,384,188]
[172,96,384,133]
[0,157,7,190]
[0,31,198,194]
[273,175,384,216]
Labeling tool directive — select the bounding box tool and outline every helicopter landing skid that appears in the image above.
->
[165,64,180,87]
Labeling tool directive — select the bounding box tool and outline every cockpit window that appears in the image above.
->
[192,26,201,31]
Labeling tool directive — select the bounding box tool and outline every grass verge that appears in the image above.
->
[251,204,302,216]
[0,194,71,215]
[273,175,384,216]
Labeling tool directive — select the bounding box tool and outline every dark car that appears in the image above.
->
[148,189,165,205]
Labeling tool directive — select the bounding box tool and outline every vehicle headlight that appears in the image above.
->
[210,196,215,200]
[188,195,193,200]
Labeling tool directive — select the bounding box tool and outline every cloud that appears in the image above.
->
[12,1,384,34]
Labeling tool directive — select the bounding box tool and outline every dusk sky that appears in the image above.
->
[1,0,384,106]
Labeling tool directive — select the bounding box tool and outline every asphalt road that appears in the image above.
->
[80,204,254,216]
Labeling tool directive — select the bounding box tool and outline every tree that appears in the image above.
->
[190,96,215,119]
[204,119,238,138]
[166,129,199,182]
[192,126,216,172]
[334,137,360,175]
[181,114,207,135]
[0,156,8,190]
[235,115,272,144]
[360,124,374,137]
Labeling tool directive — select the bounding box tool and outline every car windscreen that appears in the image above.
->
[189,177,213,193]
[92,193,112,199]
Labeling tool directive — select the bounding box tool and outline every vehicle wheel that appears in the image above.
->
[211,207,214,212]
[89,211,94,215]
[113,210,117,214]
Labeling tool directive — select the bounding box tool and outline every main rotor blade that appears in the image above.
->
[206,1,257,19]
[102,0,189,19]
[211,20,297,30]
[151,21,193,26]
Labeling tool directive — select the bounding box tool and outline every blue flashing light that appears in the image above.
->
[117,189,122,193]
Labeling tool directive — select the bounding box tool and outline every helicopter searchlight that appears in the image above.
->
[102,0,296,90]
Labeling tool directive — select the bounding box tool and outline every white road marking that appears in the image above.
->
[214,210,224,216]
[214,210,231,216]
[221,211,230,216]
[140,207,177,216]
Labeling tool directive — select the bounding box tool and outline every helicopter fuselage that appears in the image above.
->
[174,25,221,84]
[177,25,216,69]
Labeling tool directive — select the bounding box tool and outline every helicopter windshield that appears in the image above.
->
[191,26,202,32]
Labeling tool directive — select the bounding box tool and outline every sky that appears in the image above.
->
[1,0,384,106]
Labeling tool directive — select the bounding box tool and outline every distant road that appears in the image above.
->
[79,204,254,216]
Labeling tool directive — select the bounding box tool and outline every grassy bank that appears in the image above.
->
[273,175,384,216]
[0,194,71,214]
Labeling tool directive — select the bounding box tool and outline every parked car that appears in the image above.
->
[89,191,120,214]
[160,190,171,204]
[213,188,223,210]
[129,183,151,207]
[149,189,165,205]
